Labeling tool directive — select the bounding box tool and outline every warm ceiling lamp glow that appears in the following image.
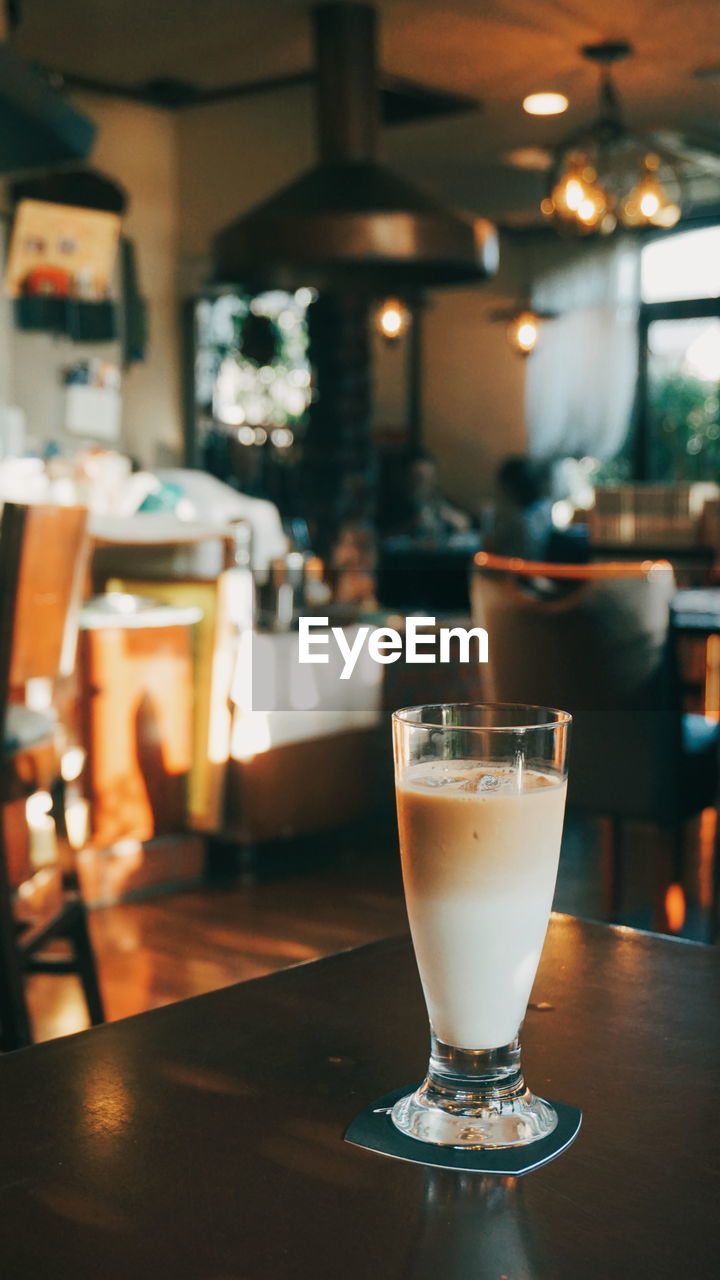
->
[507,310,540,356]
[548,161,613,233]
[621,156,681,229]
[376,298,410,340]
[523,92,569,116]
[577,197,598,223]
[564,178,584,211]
[540,47,684,236]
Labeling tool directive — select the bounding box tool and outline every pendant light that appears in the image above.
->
[542,42,682,236]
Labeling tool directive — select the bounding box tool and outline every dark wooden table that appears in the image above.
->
[0,915,718,1278]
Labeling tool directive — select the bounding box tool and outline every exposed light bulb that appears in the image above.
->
[382,308,402,337]
[564,178,584,211]
[517,321,537,351]
[546,156,611,233]
[507,310,540,356]
[618,154,679,228]
[654,202,681,228]
[376,298,409,340]
[640,190,660,218]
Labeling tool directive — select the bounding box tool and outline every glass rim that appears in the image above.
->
[391,702,572,732]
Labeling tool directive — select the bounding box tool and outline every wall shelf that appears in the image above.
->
[14,297,117,342]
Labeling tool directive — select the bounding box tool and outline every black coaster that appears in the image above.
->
[345,1085,582,1176]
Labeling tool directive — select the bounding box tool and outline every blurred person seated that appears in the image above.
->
[392,452,473,545]
[486,456,554,562]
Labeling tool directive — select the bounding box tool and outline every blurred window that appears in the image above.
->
[641,226,720,303]
[191,288,315,507]
[637,225,720,480]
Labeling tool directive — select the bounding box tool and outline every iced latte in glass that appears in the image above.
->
[392,705,571,1149]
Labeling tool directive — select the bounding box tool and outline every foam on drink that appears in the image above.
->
[396,760,567,1051]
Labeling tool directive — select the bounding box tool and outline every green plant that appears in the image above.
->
[649,373,720,481]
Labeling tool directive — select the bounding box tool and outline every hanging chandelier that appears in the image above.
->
[541,42,682,236]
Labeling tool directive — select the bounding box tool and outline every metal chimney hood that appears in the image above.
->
[213,3,498,290]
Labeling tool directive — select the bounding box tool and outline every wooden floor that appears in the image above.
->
[24,808,717,1046]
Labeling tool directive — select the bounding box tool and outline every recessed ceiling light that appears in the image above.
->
[523,92,569,116]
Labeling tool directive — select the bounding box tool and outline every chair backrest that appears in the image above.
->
[471,552,680,821]
[0,504,89,1049]
[0,502,89,698]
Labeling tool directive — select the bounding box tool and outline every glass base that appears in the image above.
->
[391,1080,558,1149]
[391,1033,558,1149]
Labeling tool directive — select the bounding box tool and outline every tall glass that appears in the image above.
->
[392,704,571,1148]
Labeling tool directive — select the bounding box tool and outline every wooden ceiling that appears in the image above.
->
[11,0,720,207]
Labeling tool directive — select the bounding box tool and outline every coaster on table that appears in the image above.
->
[345,1084,582,1176]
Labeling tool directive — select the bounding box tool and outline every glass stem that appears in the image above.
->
[427,1029,526,1101]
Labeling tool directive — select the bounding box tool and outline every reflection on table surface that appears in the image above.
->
[406,1169,550,1280]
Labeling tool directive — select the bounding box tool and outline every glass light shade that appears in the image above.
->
[543,141,682,236]
[620,155,681,228]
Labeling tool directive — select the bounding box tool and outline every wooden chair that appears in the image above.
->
[0,501,104,1051]
[471,552,719,920]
